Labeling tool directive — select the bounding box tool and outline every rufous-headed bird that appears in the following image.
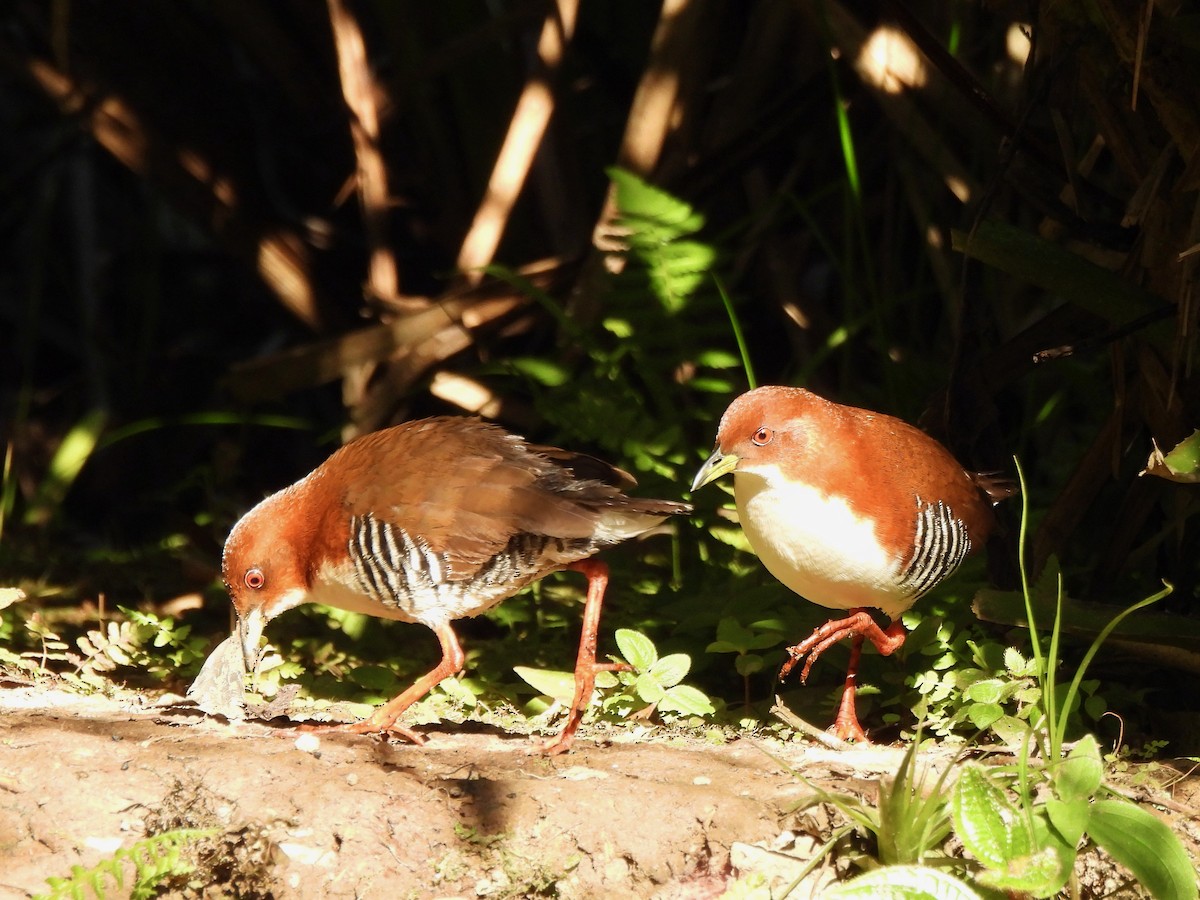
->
[223,416,690,754]
[692,385,1007,742]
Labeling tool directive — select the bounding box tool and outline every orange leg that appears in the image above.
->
[779,608,906,743]
[311,620,465,744]
[539,558,612,756]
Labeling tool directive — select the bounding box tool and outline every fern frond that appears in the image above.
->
[606,167,716,314]
[35,828,219,900]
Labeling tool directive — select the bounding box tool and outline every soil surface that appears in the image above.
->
[2,683,1198,899]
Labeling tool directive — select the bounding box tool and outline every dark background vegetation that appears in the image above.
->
[2,1,1199,742]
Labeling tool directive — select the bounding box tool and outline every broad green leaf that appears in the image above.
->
[705,640,739,654]
[964,678,1005,704]
[966,702,1003,730]
[349,665,398,692]
[1044,797,1089,848]
[659,685,715,716]
[823,864,982,899]
[952,764,1032,868]
[976,846,1065,897]
[1028,809,1078,897]
[635,672,666,703]
[436,676,478,708]
[990,716,1029,747]
[1003,646,1029,674]
[649,653,690,688]
[1087,798,1198,900]
[615,628,657,671]
[1055,734,1103,801]
[1141,430,1200,482]
[513,666,577,705]
[594,671,620,689]
[734,654,764,676]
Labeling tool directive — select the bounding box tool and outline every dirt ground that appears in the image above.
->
[0,682,900,899]
[2,683,1198,899]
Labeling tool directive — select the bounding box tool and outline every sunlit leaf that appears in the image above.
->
[658,685,715,716]
[649,653,690,688]
[952,764,1032,868]
[615,628,657,671]
[1140,430,1200,482]
[1086,798,1198,900]
[823,864,982,899]
[513,667,577,705]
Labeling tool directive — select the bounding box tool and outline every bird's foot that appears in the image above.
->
[779,609,904,684]
[829,684,869,744]
[299,718,427,745]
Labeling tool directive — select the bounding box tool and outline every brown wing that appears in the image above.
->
[325,418,687,579]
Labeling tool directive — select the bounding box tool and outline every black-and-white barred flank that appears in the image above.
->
[348,514,595,608]
[896,497,971,600]
[350,514,450,609]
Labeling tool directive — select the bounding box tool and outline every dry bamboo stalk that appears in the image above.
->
[455,0,579,282]
[327,0,404,309]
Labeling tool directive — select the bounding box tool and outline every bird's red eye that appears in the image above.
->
[244,568,266,590]
[752,426,773,446]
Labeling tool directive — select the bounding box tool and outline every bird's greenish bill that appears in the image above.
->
[238,606,266,673]
[691,449,740,492]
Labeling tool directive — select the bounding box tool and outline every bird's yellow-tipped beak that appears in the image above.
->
[691,448,740,492]
[238,606,266,674]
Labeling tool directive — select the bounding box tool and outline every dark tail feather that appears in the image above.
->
[971,471,1019,505]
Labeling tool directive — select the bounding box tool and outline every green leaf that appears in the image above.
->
[615,628,657,671]
[976,846,1066,897]
[1055,734,1103,801]
[705,640,739,654]
[1003,646,1030,675]
[506,357,570,387]
[649,653,690,688]
[1086,798,1199,900]
[1028,809,1079,897]
[635,672,666,703]
[823,864,983,899]
[1142,429,1200,482]
[513,666,578,705]
[659,685,715,716]
[990,715,1029,746]
[734,654,764,676]
[966,702,1003,730]
[1044,797,1089,848]
[715,616,753,645]
[25,408,107,526]
[964,678,1005,704]
[952,764,1032,868]
[695,348,741,368]
[608,167,705,238]
[349,665,398,692]
[436,676,478,708]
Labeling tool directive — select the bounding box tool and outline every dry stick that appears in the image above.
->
[327,0,402,309]
[456,0,580,283]
[771,697,852,751]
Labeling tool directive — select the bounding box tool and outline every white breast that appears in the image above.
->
[734,467,913,620]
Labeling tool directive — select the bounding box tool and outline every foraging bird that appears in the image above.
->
[692,385,1007,742]
[223,416,690,754]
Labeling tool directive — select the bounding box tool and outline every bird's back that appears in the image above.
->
[296,417,688,623]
